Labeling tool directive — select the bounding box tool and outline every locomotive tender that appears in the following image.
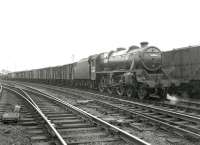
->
[5,42,171,100]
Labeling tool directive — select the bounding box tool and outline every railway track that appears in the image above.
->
[9,81,200,117]
[0,86,57,144]
[170,99,200,114]
[4,82,200,144]
[3,83,149,145]
[51,87,200,139]
[91,91,200,116]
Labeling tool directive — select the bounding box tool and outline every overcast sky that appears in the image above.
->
[0,0,200,72]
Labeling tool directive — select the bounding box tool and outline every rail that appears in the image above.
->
[20,84,150,145]
[21,82,200,139]
[62,85,200,123]
[3,85,67,145]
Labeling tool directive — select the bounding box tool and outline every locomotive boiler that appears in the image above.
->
[95,42,169,99]
[96,42,161,72]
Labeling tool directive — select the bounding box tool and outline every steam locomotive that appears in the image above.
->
[89,42,169,99]
[5,42,171,100]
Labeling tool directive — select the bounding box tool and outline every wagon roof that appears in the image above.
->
[165,45,200,52]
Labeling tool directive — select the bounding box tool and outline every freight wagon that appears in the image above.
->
[162,45,200,98]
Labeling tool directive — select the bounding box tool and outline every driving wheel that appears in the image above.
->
[137,85,148,100]
[116,85,125,96]
[98,78,105,92]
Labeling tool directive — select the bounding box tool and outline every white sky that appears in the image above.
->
[0,0,200,72]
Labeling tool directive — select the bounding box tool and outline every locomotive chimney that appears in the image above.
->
[140,41,149,48]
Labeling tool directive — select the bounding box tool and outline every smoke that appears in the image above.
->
[166,94,179,105]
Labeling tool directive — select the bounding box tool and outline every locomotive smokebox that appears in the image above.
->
[140,41,149,48]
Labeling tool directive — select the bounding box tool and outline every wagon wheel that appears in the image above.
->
[116,85,125,96]
[137,85,148,100]
[98,77,105,93]
[89,82,93,89]
[181,90,189,99]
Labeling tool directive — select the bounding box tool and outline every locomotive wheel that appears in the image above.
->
[98,78,105,93]
[116,85,125,96]
[107,87,114,95]
[98,83,104,92]
[137,85,148,100]
[126,86,133,98]
[126,86,137,98]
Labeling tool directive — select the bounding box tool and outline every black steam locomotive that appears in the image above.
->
[88,42,169,99]
[5,42,171,100]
